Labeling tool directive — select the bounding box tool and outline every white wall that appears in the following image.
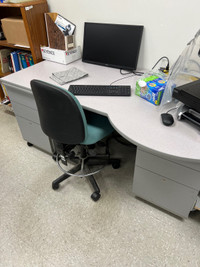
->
[47,0,199,70]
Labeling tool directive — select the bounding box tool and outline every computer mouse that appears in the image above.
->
[161,113,174,126]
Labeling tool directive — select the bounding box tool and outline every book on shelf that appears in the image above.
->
[28,54,34,66]
[18,52,27,69]
[10,50,21,72]
[18,52,34,69]
[17,53,22,70]
[7,54,14,73]
[9,50,34,72]
[25,54,31,67]
[0,48,13,73]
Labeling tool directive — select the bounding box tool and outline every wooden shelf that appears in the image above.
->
[0,1,46,8]
[0,40,31,51]
[0,0,48,95]
[0,71,11,77]
[0,0,48,64]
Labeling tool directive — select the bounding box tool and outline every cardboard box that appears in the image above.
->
[40,46,81,65]
[1,17,29,47]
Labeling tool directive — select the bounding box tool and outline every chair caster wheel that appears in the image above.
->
[27,142,33,147]
[112,160,120,169]
[91,192,101,201]
[52,182,59,190]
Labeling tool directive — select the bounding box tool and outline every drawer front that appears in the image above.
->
[136,149,200,189]
[133,166,198,218]
[11,101,40,124]
[16,116,52,153]
[3,83,37,109]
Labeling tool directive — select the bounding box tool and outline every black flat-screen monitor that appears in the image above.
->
[82,22,144,71]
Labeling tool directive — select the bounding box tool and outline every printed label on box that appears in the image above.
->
[41,46,81,65]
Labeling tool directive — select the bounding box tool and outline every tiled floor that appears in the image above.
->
[0,105,200,267]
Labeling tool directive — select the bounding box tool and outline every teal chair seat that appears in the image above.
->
[81,111,114,145]
[65,90,114,145]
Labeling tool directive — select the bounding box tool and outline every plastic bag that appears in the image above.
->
[160,29,200,109]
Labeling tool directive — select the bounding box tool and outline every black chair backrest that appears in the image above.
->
[31,79,85,144]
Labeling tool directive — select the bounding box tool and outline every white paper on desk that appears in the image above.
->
[50,67,88,85]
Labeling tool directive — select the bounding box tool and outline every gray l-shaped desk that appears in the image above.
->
[1,59,200,218]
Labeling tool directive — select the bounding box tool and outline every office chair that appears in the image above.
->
[31,80,120,201]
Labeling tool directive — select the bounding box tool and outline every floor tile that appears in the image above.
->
[0,233,51,267]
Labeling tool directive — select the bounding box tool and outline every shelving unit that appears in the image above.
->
[0,0,49,99]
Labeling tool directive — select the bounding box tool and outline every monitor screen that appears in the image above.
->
[82,22,144,71]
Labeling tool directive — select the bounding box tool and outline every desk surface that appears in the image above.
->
[1,60,200,162]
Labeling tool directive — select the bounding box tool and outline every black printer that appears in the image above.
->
[172,79,200,127]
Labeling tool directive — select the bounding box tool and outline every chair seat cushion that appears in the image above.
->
[81,111,114,145]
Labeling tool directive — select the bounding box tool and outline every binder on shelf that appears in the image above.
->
[17,52,22,70]
[7,54,14,73]
[25,54,30,67]
[10,50,21,72]
[9,50,34,71]
[28,54,34,66]
[10,53,15,72]
[18,52,27,69]
[0,48,34,73]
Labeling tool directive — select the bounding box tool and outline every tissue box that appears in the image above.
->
[40,46,81,64]
[135,75,166,105]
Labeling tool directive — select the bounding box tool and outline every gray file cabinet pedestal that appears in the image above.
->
[3,82,52,154]
[133,149,200,218]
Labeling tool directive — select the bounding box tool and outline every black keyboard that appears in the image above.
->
[68,85,131,96]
